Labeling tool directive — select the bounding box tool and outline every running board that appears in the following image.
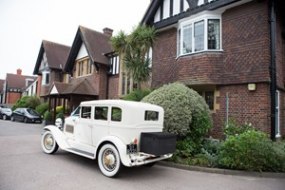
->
[66,148,95,159]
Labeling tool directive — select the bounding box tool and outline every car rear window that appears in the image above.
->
[144,111,159,121]
[111,107,122,122]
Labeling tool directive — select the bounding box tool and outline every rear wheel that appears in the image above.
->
[98,144,121,177]
[24,117,28,123]
[3,115,7,120]
[11,116,15,122]
[41,131,58,154]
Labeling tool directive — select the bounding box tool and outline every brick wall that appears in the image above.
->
[108,75,119,99]
[6,92,21,104]
[211,83,271,138]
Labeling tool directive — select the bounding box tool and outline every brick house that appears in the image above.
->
[33,40,71,100]
[142,0,285,139]
[45,26,120,113]
[2,69,37,105]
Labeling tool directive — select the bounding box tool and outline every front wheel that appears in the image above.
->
[41,131,58,154]
[98,144,121,177]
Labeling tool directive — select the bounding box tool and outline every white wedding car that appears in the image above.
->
[41,100,176,177]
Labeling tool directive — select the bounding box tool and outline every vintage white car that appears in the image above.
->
[41,100,176,177]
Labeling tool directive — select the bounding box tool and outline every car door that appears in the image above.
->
[92,106,109,146]
[14,109,22,121]
[74,106,93,145]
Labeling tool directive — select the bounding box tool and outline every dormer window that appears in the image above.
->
[178,12,222,56]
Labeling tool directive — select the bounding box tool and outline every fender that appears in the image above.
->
[95,136,132,167]
[43,125,70,150]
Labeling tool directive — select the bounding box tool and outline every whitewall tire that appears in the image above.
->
[98,144,121,177]
[41,131,58,154]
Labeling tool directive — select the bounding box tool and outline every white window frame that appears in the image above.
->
[42,70,50,85]
[178,11,222,57]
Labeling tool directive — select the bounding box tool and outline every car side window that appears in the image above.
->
[81,106,91,119]
[94,107,108,121]
[111,107,122,122]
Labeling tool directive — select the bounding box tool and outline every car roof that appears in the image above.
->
[80,100,163,111]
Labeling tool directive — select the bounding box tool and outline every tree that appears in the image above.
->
[111,25,156,89]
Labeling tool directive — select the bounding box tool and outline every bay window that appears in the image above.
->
[178,14,221,56]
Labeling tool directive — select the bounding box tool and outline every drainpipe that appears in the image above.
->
[269,0,276,140]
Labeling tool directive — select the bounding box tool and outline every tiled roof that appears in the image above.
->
[50,79,97,96]
[33,40,71,74]
[6,73,37,90]
[65,26,112,72]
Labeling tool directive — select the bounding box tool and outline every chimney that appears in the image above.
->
[103,27,113,37]
[17,69,22,75]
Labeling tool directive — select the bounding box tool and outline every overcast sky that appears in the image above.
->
[0,0,150,79]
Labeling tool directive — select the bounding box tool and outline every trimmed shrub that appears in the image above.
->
[56,106,63,114]
[43,110,52,121]
[142,82,212,138]
[13,96,40,110]
[218,130,285,172]
[123,89,152,101]
[36,103,48,116]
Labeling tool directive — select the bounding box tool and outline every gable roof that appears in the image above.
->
[6,73,37,90]
[65,26,112,73]
[141,0,242,29]
[33,40,71,75]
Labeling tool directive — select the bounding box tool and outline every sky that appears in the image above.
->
[0,0,151,79]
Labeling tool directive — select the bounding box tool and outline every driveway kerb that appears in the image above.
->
[158,161,285,178]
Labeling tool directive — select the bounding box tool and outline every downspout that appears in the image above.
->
[269,0,276,140]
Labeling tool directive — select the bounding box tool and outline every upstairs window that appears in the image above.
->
[42,71,50,85]
[178,13,221,56]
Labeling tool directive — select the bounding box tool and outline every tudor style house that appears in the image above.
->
[142,0,285,139]
[33,40,71,101]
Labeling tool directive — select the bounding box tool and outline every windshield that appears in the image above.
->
[71,106,80,117]
[26,108,39,116]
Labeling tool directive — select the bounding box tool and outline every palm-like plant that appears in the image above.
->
[111,25,156,89]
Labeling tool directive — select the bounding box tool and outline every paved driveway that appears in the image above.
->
[0,120,284,190]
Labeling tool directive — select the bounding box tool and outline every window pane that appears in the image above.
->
[205,91,214,110]
[182,24,192,54]
[194,20,204,52]
[111,107,122,121]
[208,19,220,50]
[45,73,49,84]
[95,107,108,120]
[177,29,181,55]
[81,106,91,119]
[145,111,159,121]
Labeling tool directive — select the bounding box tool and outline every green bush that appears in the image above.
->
[56,106,63,114]
[13,96,40,110]
[43,110,52,121]
[123,89,152,101]
[218,130,285,172]
[36,103,48,116]
[142,82,212,137]
[224,119,255,137]
[56,112,64,120]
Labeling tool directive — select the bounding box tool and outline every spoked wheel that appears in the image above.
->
[98,144,121,177]
[41,131,58,154]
